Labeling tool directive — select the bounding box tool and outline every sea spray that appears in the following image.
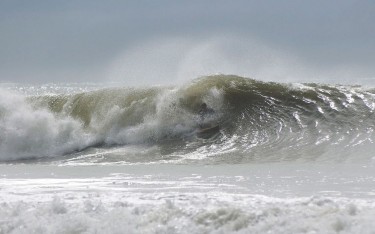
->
[0,89,94,161]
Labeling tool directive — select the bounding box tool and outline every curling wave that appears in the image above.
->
[1,75,375,162]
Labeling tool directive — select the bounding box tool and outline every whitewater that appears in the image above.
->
[1,75,375,233]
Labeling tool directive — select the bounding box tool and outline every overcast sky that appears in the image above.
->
[1,0,374,85]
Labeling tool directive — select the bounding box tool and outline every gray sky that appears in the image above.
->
[1,0,374,85]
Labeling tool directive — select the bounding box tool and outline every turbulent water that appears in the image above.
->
[1,75,375,233]
[2,75,375,163]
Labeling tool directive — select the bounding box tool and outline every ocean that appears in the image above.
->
[1,75,375,233]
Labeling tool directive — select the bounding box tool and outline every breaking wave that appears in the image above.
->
[2,75,375,162]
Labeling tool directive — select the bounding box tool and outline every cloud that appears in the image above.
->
[1,1,374,84]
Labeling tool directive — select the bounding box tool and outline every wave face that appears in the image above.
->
[2,75,375,163]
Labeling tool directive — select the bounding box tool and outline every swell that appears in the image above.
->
[2,75,375,162]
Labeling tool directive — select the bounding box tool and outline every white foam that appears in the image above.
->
[0,87,201,161]
[0,89,95,161]
[98,88,198,145]
[1,192,375,234]
[1,163,375,233]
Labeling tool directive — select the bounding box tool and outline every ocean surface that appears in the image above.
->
[1,75,375,233]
